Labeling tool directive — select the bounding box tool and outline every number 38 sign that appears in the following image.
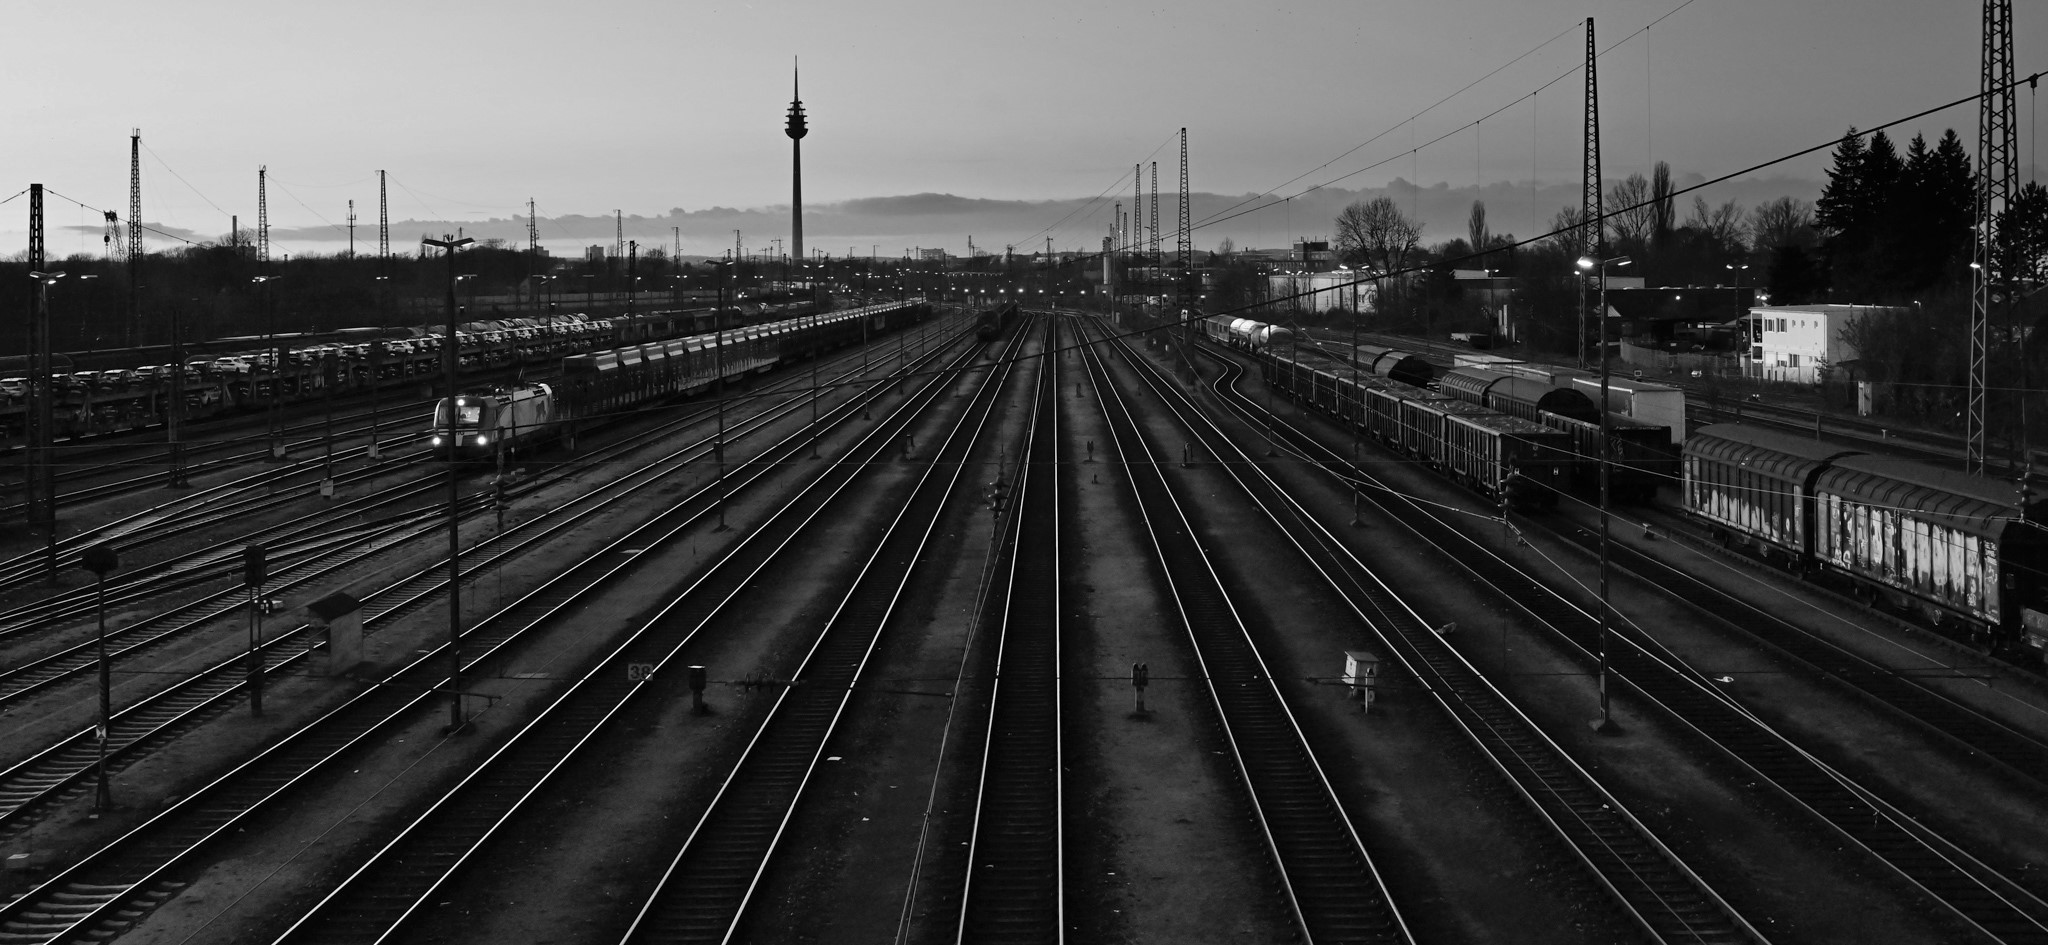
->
[626,663,656,682]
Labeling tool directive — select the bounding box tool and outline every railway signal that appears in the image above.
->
[81,542,119,811]
[243,544,269,717]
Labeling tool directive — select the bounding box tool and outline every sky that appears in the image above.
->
[3,0,2040,261]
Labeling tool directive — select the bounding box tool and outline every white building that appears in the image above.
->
[1742,304,1899,384]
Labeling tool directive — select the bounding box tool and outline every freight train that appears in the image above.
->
[428,300,929,460]
[1206,313,2048,662]
[975,301,1021,343]
[1685,423,2048,659]
[1256,348,1572,509]
[0,303,809,449]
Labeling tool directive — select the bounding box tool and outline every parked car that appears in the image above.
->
[0,377,25,399]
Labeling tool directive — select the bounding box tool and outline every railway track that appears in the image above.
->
[613,321,1026,945]
[0,330,974,943]
[1,396,436,521]
[0,330,972,852]
[1152,326,1773,942]
[1536,510,2048,791]
[952,314,1068,943]
[1198,339,2048,944]
[1075,317,1415,945]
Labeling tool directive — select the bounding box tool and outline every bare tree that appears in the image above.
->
[1685,196,1749,254]
[1748,196,1816,253]
[1540,206,1584,257]
[1605,173,1656,249]
[1650,162,1675,248]
[1335,197,1423,274]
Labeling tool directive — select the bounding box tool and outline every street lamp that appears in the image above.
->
[423,235,473,735]
[1576,252,1631,735]
[251,274,284,460]
[28,270,65,578]
[705,254,735,531]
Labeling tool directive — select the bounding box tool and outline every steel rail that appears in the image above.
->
[1146,330,1763,943]
[1542,521,2048,790]
[1073,320,1413,945]
[267,316,995,945]
[955,314,1067,943]
[0,328,972,845]
[1212,341,2048,944]
[615,322,1028,945]
[0,323,974,944]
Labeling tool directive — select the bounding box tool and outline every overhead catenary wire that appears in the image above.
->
[1192,1,1700,238]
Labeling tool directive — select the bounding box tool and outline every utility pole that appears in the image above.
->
[347,200,356,258]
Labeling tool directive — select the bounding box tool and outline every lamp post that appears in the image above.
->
[81,542,118,810]
[28,270,65,579]
[250,274,283,460]
[423,235,474,735]
[1576,251,1631,735]
[707,254,734,531]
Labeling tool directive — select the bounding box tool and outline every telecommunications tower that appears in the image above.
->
[787,60,809,262]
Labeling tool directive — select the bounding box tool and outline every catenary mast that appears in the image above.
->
[1968,0,2017,474]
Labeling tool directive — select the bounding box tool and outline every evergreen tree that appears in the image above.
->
[2000,180,2048,284]
[1814,128,1869,234]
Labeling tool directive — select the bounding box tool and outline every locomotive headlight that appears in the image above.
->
[431,436,443,447]
[476,435,489,446]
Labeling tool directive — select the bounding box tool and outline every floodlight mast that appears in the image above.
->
[423,235,474,734]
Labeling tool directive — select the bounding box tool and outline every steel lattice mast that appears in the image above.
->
[129,129,142,346]
[1132,163,1143,265]
[257,166,269,267]
[1580,18,1602,368]
[1968,0,2016,475]
[1150,160,1160,275]
[1178,129,1190,279]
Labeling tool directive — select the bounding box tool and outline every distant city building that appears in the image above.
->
[918,248,949,262]
[585,245,606,263]
[1743,303,1898,384]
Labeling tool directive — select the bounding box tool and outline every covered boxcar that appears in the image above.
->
[1440,366,1600,423]
[1350,344,1437,388]
[1684,424,1861,563]
[1810,454,2048,644]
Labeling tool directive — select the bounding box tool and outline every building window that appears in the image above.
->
[1789,353,1801,367]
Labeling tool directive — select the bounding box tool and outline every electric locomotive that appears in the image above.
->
[428,384,557,460]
